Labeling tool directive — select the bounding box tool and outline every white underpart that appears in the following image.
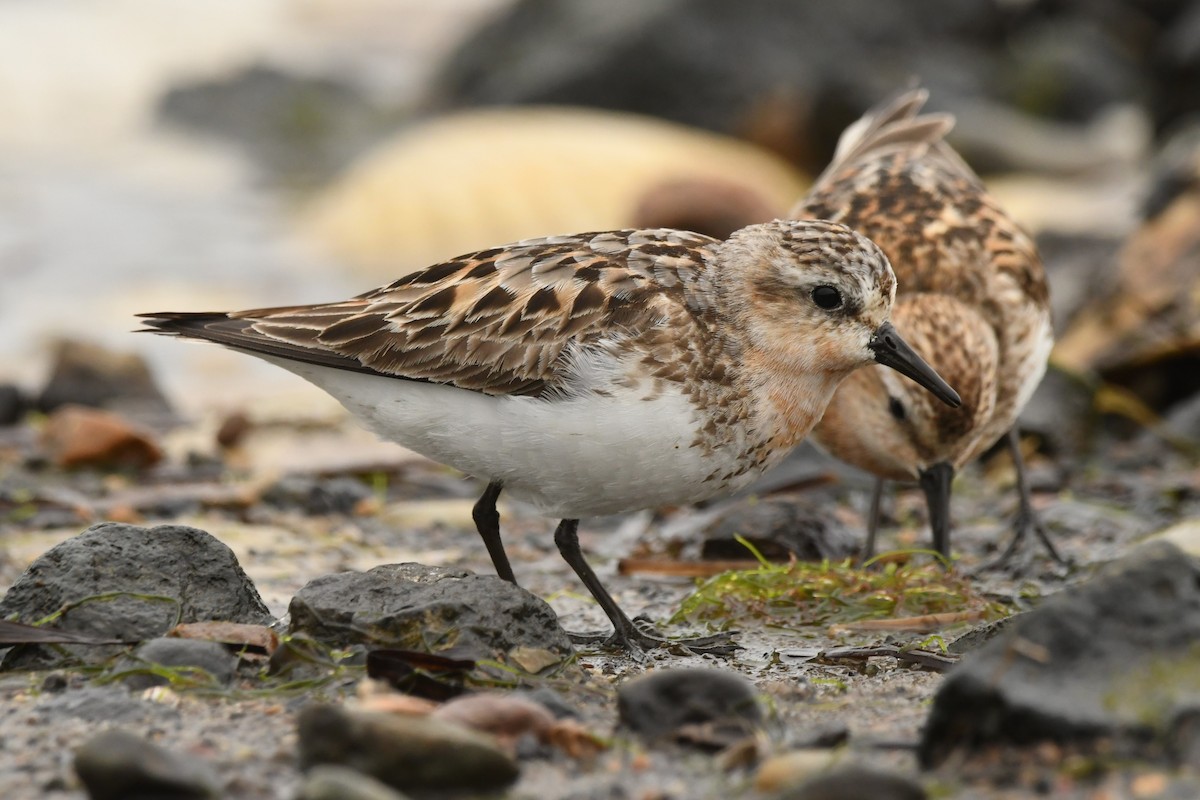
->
[256,354,751,519]
[1014,312,1055,413]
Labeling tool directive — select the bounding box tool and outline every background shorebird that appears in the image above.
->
[141,220,960,653]
[794,89,1063,566]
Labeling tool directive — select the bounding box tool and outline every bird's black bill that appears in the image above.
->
[919,462,955,561]
[868,322,962,408]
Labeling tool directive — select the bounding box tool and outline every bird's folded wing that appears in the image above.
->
[140,229,719,397]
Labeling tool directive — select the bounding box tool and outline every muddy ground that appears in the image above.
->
[2,403,1198,798]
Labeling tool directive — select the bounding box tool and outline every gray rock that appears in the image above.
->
[700,494,857,562]
[776,765,925,800]
[1154,390,1200,448]
[617,668,762,746]
[74,728,219,800]
[115,637,237,690]
[288,563,572,660]
[297,704,519,792]
[0,383,27,426]
[36,338,172,419]
[297,766,412,800]
[429,0,1014,174]
[921,541,1200,767]
[0,523,271,669]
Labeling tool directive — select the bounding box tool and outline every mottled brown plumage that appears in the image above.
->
[794,89,1057,562]
[141,218,963,653]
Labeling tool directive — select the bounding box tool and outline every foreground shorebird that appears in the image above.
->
[795,89,1061,564]
[140,219,960,652]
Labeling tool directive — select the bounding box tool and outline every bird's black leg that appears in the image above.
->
[552,519,736,657]
[472,482,516,584]
[918,462,955,563]
[862,478,885,560]
[988,429,1067,567]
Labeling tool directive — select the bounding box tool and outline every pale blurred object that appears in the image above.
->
[302,107,807,276]
[0,0,509,155]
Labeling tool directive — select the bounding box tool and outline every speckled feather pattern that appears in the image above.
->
[796,89,1052,479]
[142,220,903,516]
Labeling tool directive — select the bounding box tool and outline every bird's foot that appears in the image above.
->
[567,617,739,658]
[972,509,1072,577]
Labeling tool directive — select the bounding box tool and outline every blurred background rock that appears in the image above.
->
[2,0,1199,447]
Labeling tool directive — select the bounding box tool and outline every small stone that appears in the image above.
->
[297,704,519,792]
[215,411,252,449]
[288,563,572,659]
[40,672,70,693]
[921,541,1200,767]
[0,522,270,669]
[617,668,762,746]
[297,766,411,800]
[116,637,237,690]
[261,475,373,515]
[520,687,579,719]
[431,692,556,747]
[37,338,172,417]
[774,765,926,800]
[0,383,28,426]
[1167,707,1200,767]
[41,405,163,469]
[632,177,781,239]
[74,728,219,800]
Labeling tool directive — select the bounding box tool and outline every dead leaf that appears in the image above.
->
[169,621,279,654]
[544,718,609,759]
[508,645,562,673]
[431,692,608,758]
[827,609,985,635]
[618,558,763,577]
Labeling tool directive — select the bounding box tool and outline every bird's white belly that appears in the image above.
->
[263,358,752,518]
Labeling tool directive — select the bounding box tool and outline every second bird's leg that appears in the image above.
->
[990,429,1067,566]
[472,482,516,584]
[862,478,886,560]
[552,519,736,656]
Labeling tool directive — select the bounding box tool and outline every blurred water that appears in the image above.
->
[0,0,508,411]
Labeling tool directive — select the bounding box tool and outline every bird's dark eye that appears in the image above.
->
[811,285,843,310]
[888,396,906,421]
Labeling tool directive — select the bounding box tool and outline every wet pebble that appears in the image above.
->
[922,541,1200,767]
[773,765,926,800]
[0,522,271,669]
[0,382,28,425]
[617,668,762,747]
[297,765,412,800]
[431,692,558,752]
[40,404,164,469]
[116,637,237,690]
[289,563,572,660]
[261,474,373,515]
[74,728,220,800]
[297,704,519,792]
[37,338,172,418]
